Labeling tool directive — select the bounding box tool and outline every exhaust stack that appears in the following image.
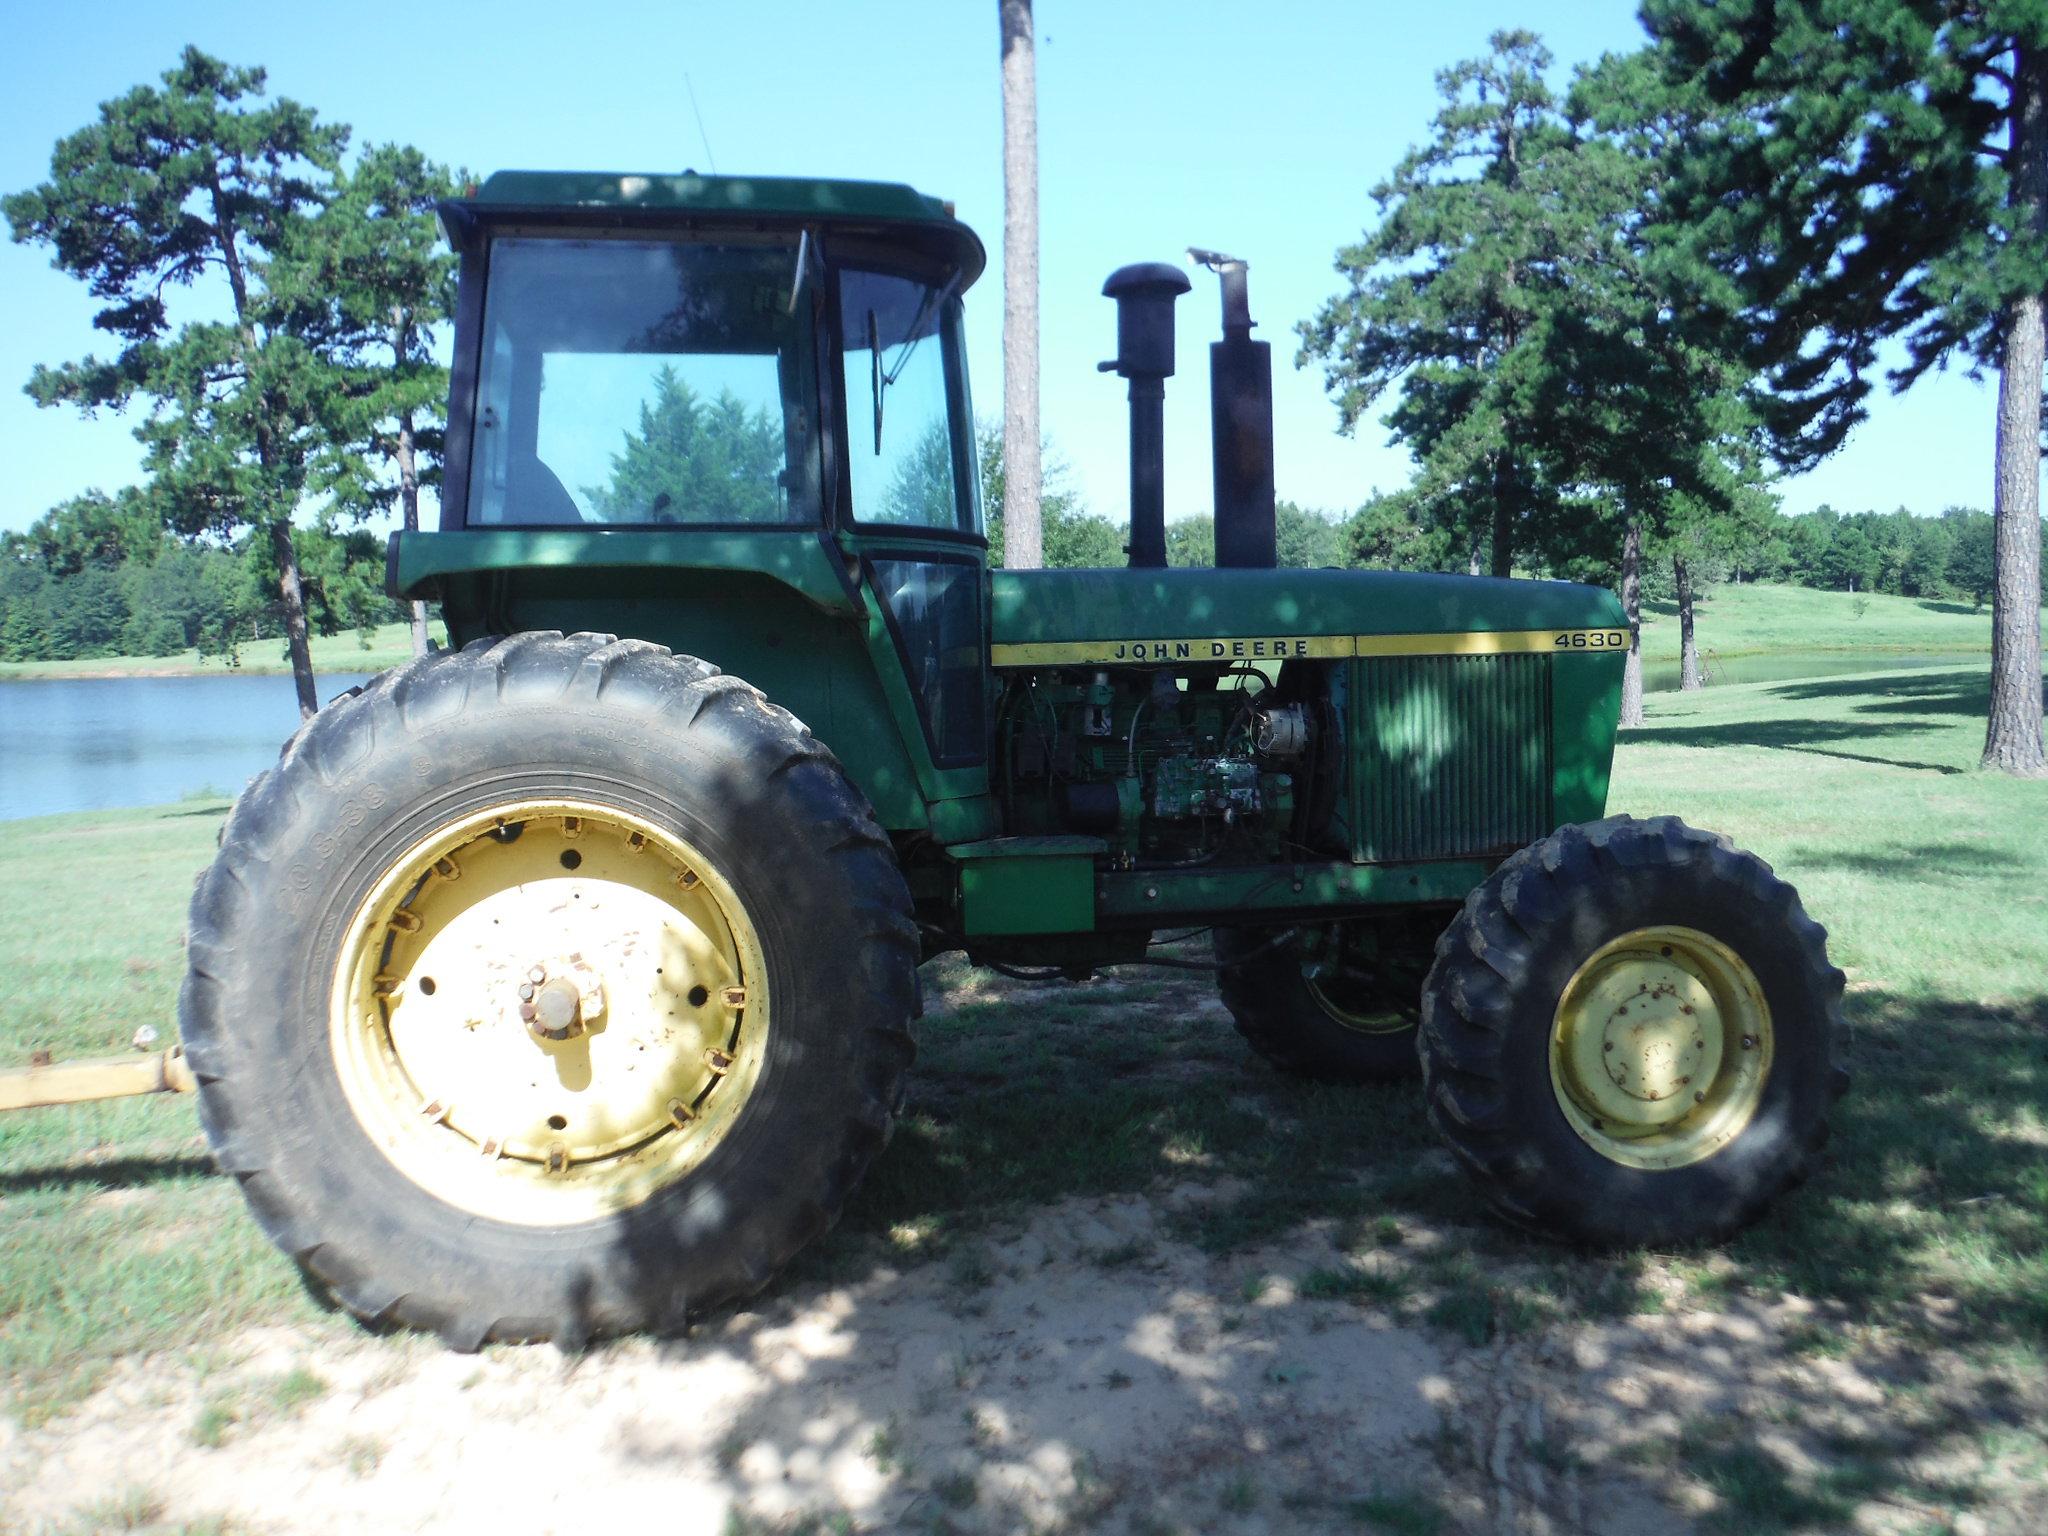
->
[1191,250,1276,569]
[1099,263,1191,569]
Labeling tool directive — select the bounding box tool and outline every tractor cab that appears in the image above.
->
[436,171,985,543]
[408,172,999,837]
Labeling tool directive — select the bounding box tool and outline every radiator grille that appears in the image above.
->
[1349,654,1554,862]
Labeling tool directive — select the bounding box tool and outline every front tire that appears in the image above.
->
[180,632,918,1348]
[1419,816,1846,1247]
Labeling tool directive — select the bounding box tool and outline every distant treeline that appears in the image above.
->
[0,492,402,663]
[8,482,2024,667]
[994,476,2023,607]
[1697,504,2007,602]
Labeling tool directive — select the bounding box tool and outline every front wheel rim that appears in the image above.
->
[1549,925,1773,1171]
[330,798,770,1226]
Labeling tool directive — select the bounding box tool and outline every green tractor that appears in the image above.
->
[176,172,1844,1349]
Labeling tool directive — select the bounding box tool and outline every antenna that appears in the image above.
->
[684,74,718,175]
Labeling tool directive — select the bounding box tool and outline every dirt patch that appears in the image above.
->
[6,1190,2038,1535]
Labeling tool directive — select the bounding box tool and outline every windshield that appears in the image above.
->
[468,237,819,526]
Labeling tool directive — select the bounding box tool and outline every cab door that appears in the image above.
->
[833,263,992,818]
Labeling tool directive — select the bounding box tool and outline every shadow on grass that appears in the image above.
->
[1723,989,2048,1336]
[1630,667,2040,773]
[1786,841,2028,880]
[1761,671,2031,717]
[1632,712,1952,762]
[0,1153,216,1195]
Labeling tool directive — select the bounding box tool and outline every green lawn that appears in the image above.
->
[0,800,329,1422]
[2,661,2045,1527]
[1637,580,2012,664]
[0,620,445,680]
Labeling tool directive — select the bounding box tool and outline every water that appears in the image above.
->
[1644,649,1981,694]
[0,673,374,822]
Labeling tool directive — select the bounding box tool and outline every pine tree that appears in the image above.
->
[1300,31,1575,577]
[282,144,460,658]
[5,48,349,716]
[1642,0,2047,773]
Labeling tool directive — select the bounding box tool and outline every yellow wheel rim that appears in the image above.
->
[331,799,769,1226]
[1305,975,1414,1036]
[1549,925,1772,1171]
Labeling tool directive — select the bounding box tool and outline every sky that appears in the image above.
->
[0,0,2014,538]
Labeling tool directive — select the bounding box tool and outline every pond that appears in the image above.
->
[1643,649,1982,694]
[0,672,375,822]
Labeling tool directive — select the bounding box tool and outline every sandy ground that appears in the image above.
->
[7,974,2041,1534]
[4,1180,2033,1536]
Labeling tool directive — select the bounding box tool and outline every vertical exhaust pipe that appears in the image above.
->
[1192,250,1276,569]
[1099,263,1191,569]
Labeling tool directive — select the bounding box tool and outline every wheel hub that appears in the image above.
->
[520,965,599,1041]
[1549,926,1772,1170]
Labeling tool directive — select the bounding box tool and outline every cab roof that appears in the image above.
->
[445,170,985,286]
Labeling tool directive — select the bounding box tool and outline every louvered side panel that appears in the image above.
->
[1348,654,1554,862]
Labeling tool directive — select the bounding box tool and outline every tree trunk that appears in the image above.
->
[1467,530,1482,577]
[1985,45,2048,774]
[1619,516,1645,728]
[998,0,1042,569]
[1490,448,1515,578]
[270,519,319,719]
[1675,553,1703,690]
[395,407,430,658]
[213,183,319,715]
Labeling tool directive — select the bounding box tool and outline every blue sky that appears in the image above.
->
[0,0,2010,537]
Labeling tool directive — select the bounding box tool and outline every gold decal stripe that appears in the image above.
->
[988,629,1628,668]
[1353,628,1630,656]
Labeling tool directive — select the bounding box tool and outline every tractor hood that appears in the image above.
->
[987,567,1627,668]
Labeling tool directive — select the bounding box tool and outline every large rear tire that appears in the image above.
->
[1419,815,1846,1247]
[180,632,918,1348]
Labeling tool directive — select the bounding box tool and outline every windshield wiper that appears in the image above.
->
[786,229,821,316]
[867,309,884,452]
[868,272,962,455]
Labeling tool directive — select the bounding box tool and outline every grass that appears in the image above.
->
[0,801,326,1422]
[0,619,445,680]
[1634,580,2017,666]
[2,657,2046,1532]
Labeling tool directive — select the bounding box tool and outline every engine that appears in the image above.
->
[996,663,1337,866]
